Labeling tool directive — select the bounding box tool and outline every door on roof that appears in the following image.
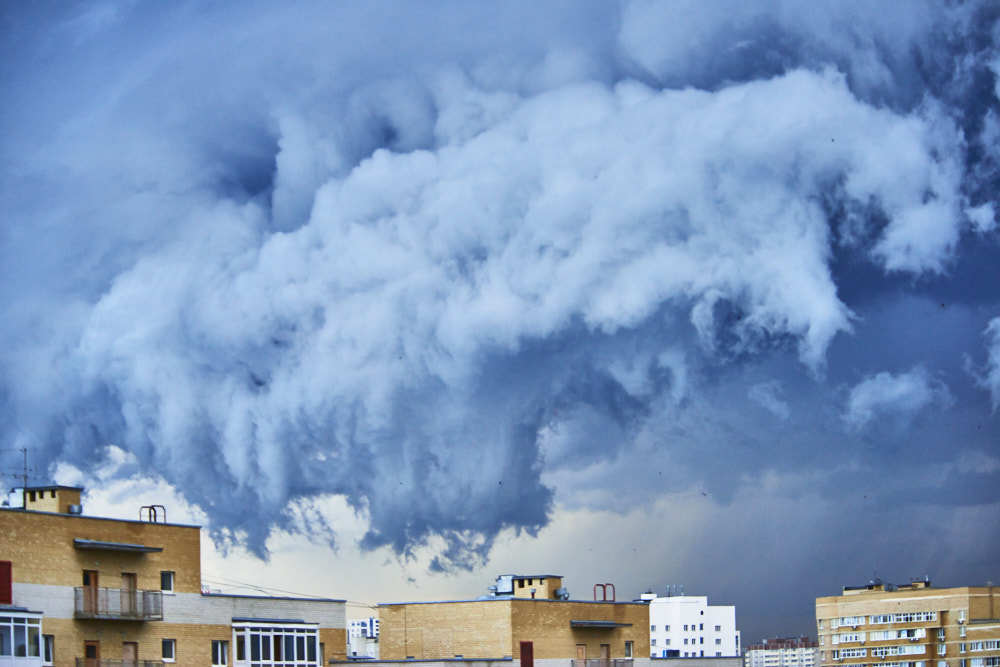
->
[520,641,534,667]
[123,641,138,667]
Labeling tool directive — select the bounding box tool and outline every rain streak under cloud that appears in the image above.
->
[2,0,1000,638]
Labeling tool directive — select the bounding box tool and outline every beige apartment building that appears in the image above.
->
[0,485,346,667]
[378,575,650,665]
[815,579,1000,667]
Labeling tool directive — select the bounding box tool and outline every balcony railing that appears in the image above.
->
[73,587,163,620]
[75,660,164,667]
[573,659,634,667]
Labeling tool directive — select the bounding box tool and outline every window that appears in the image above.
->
[715,625,722,631]
[961,645,967,653]
[939,644,947,656]
[717,653,723,657]
[666,639,671,646]
[716,639,723,645]
[0,614,41,658]
[233,623,321,666]
[625,641,633,658]
[666,625,670,631]
[651,625,656,632]
[43,635,54,665]
[652,639,657,647]
[162,638,176,662]
[700,624,704,631]
[684,625,689,631]
[700,637,704,644]
[160,571,175,593]
[684,639,689,645]
[212,640,229,666]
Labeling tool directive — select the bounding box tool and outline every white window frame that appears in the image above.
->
[212,639,229,666]
[160,570,175,594]
[162,638,176,663]
[43,634,55,666]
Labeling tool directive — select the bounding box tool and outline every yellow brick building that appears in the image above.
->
[379,575,650,664]
[816,580,1000,667]
[0,485,347,667]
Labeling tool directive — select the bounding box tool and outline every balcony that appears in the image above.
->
[75,660,164,667]
[73,587,163,620]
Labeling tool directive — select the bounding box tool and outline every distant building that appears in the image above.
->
[376,574,650,664]
[745,636,818,667]
[348,616,380,658]
[1,484,347,667]
[815,578,1000,667]
[647,593,741,658]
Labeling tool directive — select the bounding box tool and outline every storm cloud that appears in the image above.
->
[2,0,1000,637]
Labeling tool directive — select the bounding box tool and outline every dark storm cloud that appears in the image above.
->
[1,0,999,628]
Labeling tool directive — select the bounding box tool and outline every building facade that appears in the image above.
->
[745,637,818,667]
[379,575,650,663]
[0,485,347,667]
[815,580,1000,667]
[647,595,741,659]
[348,617,380,658]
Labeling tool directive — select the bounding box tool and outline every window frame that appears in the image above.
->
[160,571,175,594]
[212,639,229,666]
[162,638,176,663]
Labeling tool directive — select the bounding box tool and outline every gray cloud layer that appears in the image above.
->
[2,0,1000,637]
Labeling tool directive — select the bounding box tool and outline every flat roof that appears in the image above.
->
[21,485,84,492]
[204,593,346,603]
[0,605,43,615]
[330,660,513,665]
[379,598,644,607]
[0,506,200,529]
[570,620,633,628]
[74,538,163,553]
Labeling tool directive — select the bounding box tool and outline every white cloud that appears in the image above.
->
[979,317,1000,411]
[748,381,791,421]
[843,367,953,430]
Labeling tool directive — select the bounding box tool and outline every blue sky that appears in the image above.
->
[2,0,999,641]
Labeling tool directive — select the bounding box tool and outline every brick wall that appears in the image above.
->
[380,601,514,659]
[510,600,650,660]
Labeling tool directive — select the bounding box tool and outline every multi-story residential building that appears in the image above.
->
[348,616,379,658]
[745,637,818,667]
[0,485,347,667]
[815,579,1000,667]
[377,574,650,665]
[647,593,741,658]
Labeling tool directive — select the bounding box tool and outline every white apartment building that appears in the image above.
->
[745,637,818,667]
[348,616,380,658]
[648,594,741,658]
